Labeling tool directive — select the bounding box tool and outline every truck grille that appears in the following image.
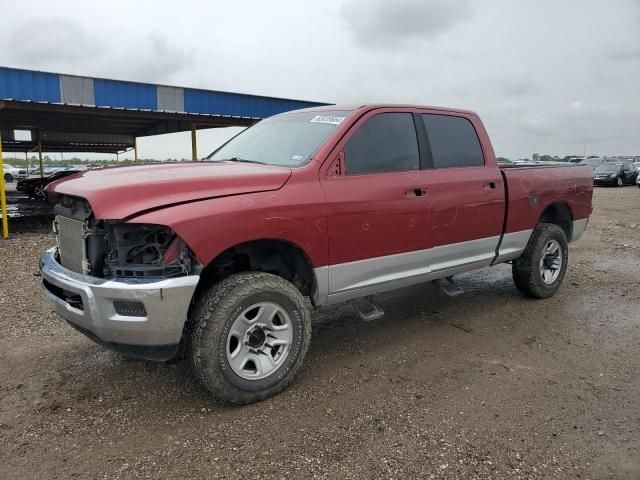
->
[56,215,87,274]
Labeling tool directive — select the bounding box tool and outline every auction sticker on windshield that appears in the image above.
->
[310,115,346,125]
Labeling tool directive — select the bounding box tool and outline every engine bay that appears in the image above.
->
[53,194,201,279]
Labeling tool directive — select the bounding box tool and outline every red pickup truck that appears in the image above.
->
[41,104,593,404]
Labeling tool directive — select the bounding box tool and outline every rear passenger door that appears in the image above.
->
[419,112,505,269]
[320,109,430,297]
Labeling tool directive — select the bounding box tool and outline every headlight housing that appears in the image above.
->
[103,222,200,279]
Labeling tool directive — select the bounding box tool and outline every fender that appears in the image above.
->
[130,170,329,269]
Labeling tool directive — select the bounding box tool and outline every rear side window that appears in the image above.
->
[421,114,484,168]
[344,113,419,174]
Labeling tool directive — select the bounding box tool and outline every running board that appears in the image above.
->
[433,276,465,297]
[353,297,385,322]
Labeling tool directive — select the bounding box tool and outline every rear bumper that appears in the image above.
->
[40,248,199,360]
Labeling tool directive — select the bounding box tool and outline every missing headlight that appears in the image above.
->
[103,223,201,279]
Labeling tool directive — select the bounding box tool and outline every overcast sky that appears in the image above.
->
[1,0,639,160]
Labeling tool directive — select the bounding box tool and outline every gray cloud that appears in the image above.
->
[6,18,105,69]
[4,19,192,84]
[341,0,472,48]
[606,46,640,62]
[501,74,538,98]
[106,32,195,84]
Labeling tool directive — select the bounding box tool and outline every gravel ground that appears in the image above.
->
[1,187,639,479]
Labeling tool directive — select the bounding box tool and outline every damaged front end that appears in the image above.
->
[41,194,202,361]
[52,194,202,279]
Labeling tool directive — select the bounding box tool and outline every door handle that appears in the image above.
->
[405,188,427,198]
[483,182,498,190]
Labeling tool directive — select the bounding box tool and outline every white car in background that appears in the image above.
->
[3,164,28,182]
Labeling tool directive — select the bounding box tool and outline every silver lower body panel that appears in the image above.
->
[314,230,533,306]
[571,218,589,242]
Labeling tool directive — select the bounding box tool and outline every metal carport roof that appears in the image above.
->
[0,66,330,153]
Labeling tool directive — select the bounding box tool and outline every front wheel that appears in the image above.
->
[4,173,13,183]
[512,223,569,299]
[190,272,311,405]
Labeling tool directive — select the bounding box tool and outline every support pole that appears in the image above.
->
[0,131,9,239]
[191,123,198,161]
[25,151,29,179]
[38,139,44,178]
[134,137,139,164]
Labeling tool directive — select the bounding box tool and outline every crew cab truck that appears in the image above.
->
[41,104,593,404]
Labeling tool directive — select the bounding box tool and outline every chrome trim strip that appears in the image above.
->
[570,218,588,242]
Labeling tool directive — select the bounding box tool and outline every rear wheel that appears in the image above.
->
[190,272,311,404]
[4,173,13,183]
[512,223,568,298]
[34,184,46,199]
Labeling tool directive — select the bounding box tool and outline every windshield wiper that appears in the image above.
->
[222,157,267,165]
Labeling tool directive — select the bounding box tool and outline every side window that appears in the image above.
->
[421,114,484,168]
[344,113,419,175]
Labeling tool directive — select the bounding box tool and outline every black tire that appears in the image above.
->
[190,272,311,405]
[512,223,568,299]
[4,173,13,183]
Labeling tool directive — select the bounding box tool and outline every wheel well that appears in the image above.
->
[539,202,573,240]
[197,239,317,304]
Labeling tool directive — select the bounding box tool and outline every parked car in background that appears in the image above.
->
[568,158,585,164]
[593,162,637,187]
[41,104,593,404]
[17,170,81,199]
[2,164,28,182]
[606,158,633,165]
[578,157,604,170]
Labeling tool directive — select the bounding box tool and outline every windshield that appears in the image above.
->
[594,163,620,172]
[207,110,352,167]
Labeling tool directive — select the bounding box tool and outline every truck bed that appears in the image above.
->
[499,164,593,236]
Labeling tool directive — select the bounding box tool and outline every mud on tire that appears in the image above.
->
[512,223,569,299]
[189,272,311,405]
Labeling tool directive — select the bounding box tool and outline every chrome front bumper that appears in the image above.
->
[40,248,199,360]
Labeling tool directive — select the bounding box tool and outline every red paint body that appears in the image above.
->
[48,105,594,268]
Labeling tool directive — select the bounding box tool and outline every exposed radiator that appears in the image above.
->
[55,215,87,274]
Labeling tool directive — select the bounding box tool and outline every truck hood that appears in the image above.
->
[47,162,292,219]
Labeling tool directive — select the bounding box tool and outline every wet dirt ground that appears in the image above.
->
[1,187,639,479]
